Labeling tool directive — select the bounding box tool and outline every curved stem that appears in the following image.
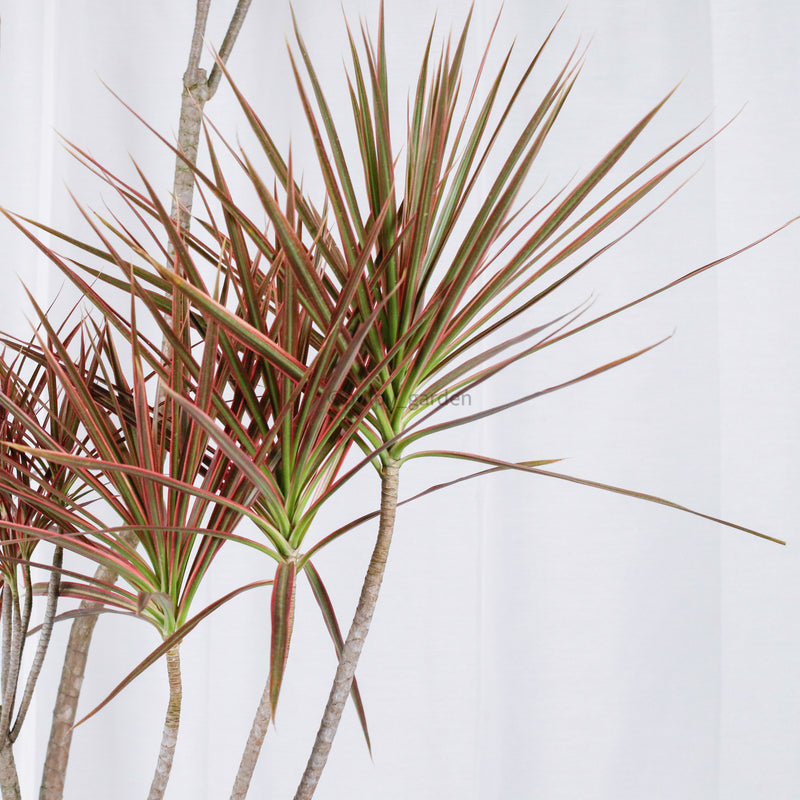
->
[0,590,21,741]
[1,586,11,702]
[207,0,253,97]
[229,673,272,800]
[11,546,62,741]
[293,460,400,800]
[146,645,182,800]
[19,568,32,660]
[185,0,212,80]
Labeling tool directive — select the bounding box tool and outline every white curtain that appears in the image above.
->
[0,1,797,798]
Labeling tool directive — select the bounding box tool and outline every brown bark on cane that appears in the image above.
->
[146,645,182,800]
[229,664,272,800]
[294,460,400,800]
[38,549,133,800]
[0,587,21,800]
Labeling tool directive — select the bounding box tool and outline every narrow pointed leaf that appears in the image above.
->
[269,561,296,717]
[73,579,272,729]
[405,451,785,545]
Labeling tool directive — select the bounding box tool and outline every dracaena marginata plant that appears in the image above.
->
[28,6,787,798]
[136,9,788,797]
[0,5,792,800]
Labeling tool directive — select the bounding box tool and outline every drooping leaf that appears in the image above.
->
[269,561,296,717]
[304,561,370,752]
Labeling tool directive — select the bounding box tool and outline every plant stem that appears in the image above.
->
[206,0,252,97]
[230,566,296,799]
[19,569,32,660]
[184,0,211,81]
[0,590,21,740]
[229,674,272,800]
[146,645,182,800]
[0,742,20,800]
[159,0,250,422]
[0,549,62,800]
[11,547,62,741]
[172,0,253,228]
[170,65,210,232]
[1,586,11,702]
[293,460,400,800]
[38,608,95,798]
[0,585,20,800]
[39,545,135,800]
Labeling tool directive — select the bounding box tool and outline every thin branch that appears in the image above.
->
[0,587,10,701]
[230,674,272,800]
[207,0,253,97]
[18,568,32,662]
[11,547,62,741]
[146,645,182,800]
[185,0,212,82]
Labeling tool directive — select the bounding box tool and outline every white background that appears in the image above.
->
[0,1,798,798]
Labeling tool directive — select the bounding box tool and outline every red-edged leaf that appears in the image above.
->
[401,337,670,447]
[152,264,306,382]
[27,608,135,637]
[269,561,296,717]
[301,458,561,562]
[404,451,785,545]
